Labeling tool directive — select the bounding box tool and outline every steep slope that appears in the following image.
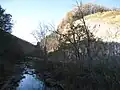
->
[0,29,36,59]
[58,3,111,32]
[84,11,120,42]
[14,36,35,55]
[41,4,120,52]
[58,10,120,43]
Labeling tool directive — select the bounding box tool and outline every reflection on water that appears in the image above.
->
[16,68,45,90]
[16,68,62,90]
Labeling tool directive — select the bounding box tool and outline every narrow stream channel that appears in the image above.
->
[16,68,60,90]
[16,68,45,90]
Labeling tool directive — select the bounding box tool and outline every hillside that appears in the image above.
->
[0,29,36,59]
[58,10,120,43]
[44,4,120,52]
[84,11,120,42]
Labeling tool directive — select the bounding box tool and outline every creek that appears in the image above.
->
[16,68,59,90]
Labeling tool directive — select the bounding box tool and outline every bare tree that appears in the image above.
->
[31,22,51,61]
[76,1,94,68]
[54,1,96,68]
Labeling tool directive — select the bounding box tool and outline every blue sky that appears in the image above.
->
[0,0,120,44]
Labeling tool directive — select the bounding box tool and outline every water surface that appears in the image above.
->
[16,68,45,90]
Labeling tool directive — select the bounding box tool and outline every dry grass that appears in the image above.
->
[85,11,120,25]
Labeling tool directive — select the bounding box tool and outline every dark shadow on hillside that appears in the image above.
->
[0,29,36,89]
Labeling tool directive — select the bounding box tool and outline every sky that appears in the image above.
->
[0,0,120,44]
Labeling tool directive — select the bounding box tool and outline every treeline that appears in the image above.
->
[73,3,112,20]
[0,5,13,33]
